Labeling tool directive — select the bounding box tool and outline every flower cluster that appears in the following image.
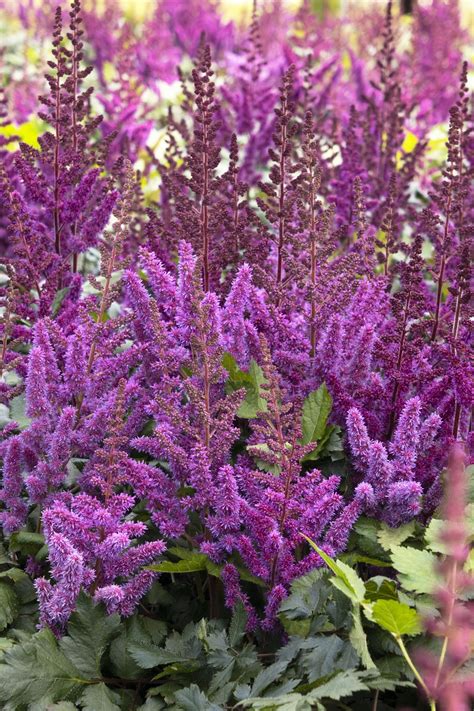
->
[0,0,472,636]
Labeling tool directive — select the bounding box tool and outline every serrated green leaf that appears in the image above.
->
[60,594,120,678]
[0,583,19,630]
[174,684,222,711]
[390,546,440,594]
[239,694,312,710]
[425,505,474,554]
[229,600,247,647]
[301,635,358,683]
[80,683,121,711]
[0,628,88,706]
[371,600,421,637]
[250,660,289,696]
[301,384,332,445]
[110,616,164,680]
[377,522,415,551]
[302,536,365,604]
[349,606,375,669]
[223,354,267,419]
[307,669,370,701]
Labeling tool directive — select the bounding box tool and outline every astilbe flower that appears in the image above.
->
[35,492,164,634]
[32,382,166,633]
[8,0,117,299]
[130,242,244,536]
[255,64,297,305]
[416,442,474,711]
[346,397,442,525]
[212,338,374,628]
[162,42,253,292]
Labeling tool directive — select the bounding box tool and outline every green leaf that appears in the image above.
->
[223,354,267,418]
[110,616,165,680]
[371,600,421,637]
[425,505,474,554]
[302,536,365,604]
[0,583,19,630]
[377,522,415,551]
[80,683,121,711]
[174,684,222,711]
[51,286,71,317]
[0,638,14,658]
[129,625,202,672]
[301,635,358,684]
[364,578,398,602]
[307,669,370,701]
[301,384,332,445]
[9,530,45,557]
[0,567,28,583]
[349,606,375,669]
[0,628,87,707]
[238,694,312,710]
[60,594,121,678]
[8,394,32,430]
[148,558,208,574]
[279,570,331,621]
[250,661,289,696]
[390,546,440,595]
[229,600,247,647]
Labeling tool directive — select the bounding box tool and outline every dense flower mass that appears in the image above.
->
[0,2,472,704]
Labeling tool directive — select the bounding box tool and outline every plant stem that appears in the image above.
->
[395,634,434,708]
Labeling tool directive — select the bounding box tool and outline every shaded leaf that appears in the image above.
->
[60,594,121,678]
[80,683,121,711]
[0,628,87,707]
[0,583,19,630]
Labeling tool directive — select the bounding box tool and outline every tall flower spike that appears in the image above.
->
[256,64,297,306]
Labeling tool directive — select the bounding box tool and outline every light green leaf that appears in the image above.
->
[371,600,421,637]
[80,683,121,711]
[148,558,208,574]
[8,394,31,430]
[377,522,415,551]
[390,546,440,595]
[301,384,332,445]
[302,536,365,604]
[60,594,121,678]
[223,354,267,418]
[0,583,19,630]
[425,505,474,554]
